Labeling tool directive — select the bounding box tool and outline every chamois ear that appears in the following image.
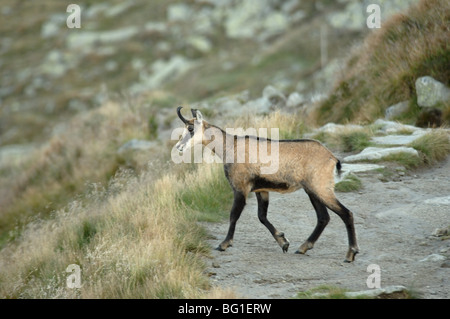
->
[192,109,203,123]
[196,110,203,122]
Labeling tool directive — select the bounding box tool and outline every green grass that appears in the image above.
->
[340,131,372,152]
[76,220,98,250]
[179,164,233,222]
[312,129,374,153]
[147,113,159,140]
[296,285,352,299]
[385,152,423,169]
[279,121,306,140]
[335,174,362,193]
[375,167,396,182]
[363,152,423,170]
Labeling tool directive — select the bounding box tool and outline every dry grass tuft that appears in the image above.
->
[410,129,450,164]
[0,162,233,298]
[232,110,306,140]
[0,98,235,298]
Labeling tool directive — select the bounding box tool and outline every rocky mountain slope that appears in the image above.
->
[0,0,423,146]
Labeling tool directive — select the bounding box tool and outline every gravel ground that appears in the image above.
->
[203,157,450,298]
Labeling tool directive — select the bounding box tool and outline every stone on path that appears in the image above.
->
[343,146,418,162]
[371,130,427,145]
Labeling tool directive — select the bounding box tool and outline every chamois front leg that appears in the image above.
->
[256,192,290,253]
[216,191,246,251]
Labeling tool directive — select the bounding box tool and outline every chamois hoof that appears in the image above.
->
[275,232,289,253]
[295,241,313,254]
[216,240,232,252]
[344,247,359,263]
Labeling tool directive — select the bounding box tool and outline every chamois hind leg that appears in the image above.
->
[321,191,359,262]
[216,190,246,251]
[296,190,330,255]
[256,191,289,253]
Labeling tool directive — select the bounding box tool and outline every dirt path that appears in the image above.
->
[203,158,450,298]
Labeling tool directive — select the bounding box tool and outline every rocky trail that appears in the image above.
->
[203,156,450,299]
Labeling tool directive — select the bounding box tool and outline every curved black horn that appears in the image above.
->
[191,108,198,118]
[177,106,188,124]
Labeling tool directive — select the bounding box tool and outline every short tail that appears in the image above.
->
[336,159,342,177]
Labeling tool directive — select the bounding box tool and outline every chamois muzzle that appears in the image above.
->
[177,106,188,124]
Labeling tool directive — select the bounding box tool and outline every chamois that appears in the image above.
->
[175,106,359,262]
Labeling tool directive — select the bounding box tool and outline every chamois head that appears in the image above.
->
[175,106,205,152]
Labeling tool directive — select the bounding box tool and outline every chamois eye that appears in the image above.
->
[188,126,194,133]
